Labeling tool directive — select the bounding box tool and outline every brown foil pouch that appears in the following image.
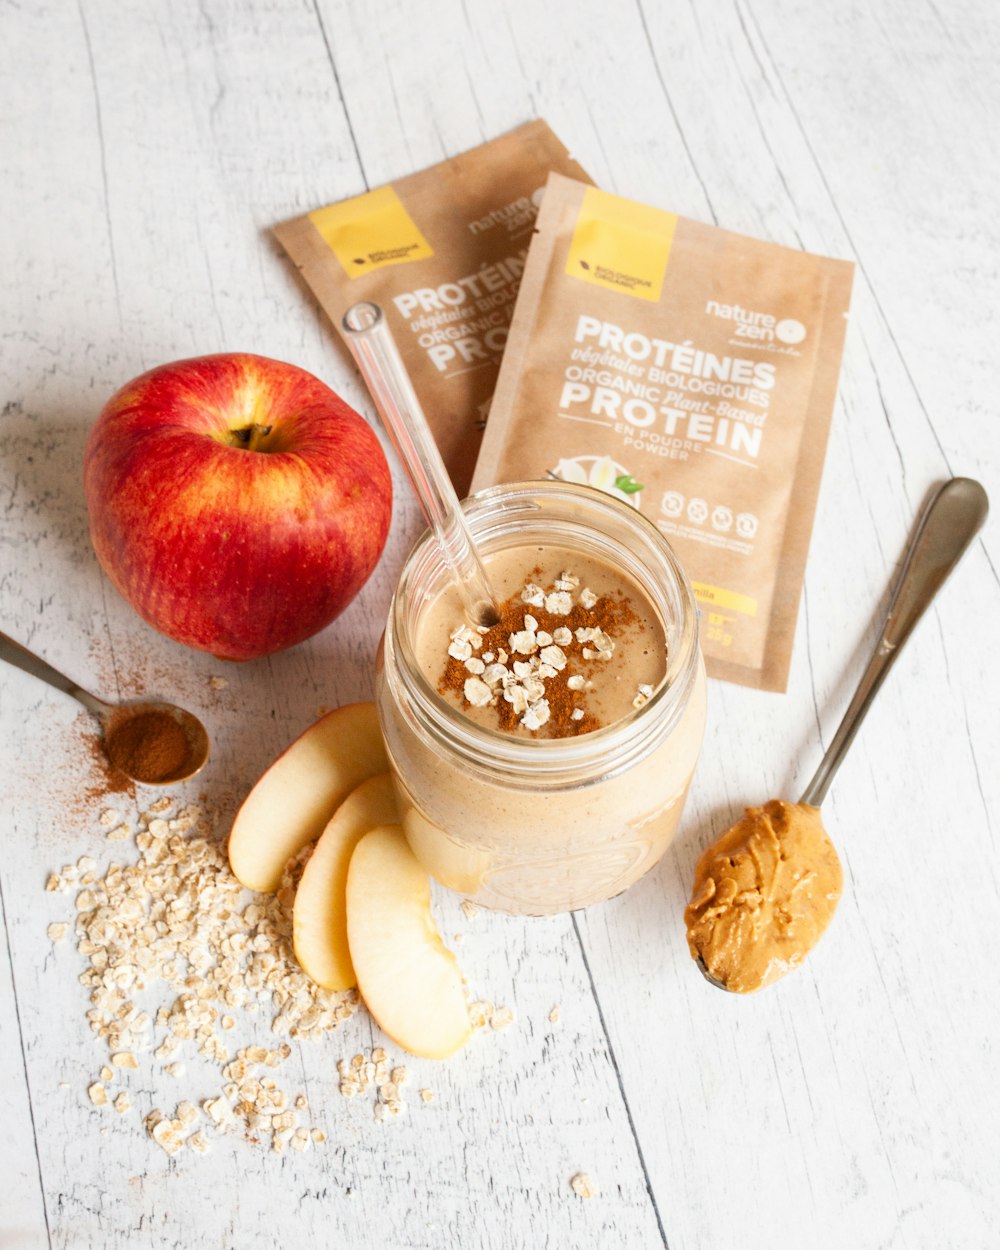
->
[274,122,590,496]
[472,174,854,692]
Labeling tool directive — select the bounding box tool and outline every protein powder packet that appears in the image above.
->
[274,122,590,496]
[472,173,854,692]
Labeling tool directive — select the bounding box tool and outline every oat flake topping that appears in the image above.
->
[439,571,648,737]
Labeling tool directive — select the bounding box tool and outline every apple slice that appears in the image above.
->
[347,825,472,1059]
[293,772,399,990]
[229,702,388,892]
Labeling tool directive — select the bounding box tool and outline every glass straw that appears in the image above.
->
[341,301,500,627]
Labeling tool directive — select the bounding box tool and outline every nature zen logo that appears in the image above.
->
[704,299,807,346]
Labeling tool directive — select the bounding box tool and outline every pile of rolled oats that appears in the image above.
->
[46,799,390,1155]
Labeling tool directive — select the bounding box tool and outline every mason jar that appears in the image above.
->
[376,480,707,916]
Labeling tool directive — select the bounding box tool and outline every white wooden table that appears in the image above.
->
[2,2,998,1247]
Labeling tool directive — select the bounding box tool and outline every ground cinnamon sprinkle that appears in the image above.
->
[104,708,191,783]
[438,568,644,738]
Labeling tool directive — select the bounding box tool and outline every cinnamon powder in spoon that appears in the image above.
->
[104,708,191,784]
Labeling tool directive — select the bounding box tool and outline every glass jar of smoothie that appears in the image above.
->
[376,480,707,916]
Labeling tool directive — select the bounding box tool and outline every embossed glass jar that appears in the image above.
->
[376,481,707,916]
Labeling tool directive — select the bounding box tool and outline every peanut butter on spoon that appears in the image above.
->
[685,478,988,993]
[686,801,842,993]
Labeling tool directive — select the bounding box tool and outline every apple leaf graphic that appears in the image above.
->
[579,260,591,270]
[615,474,644,494]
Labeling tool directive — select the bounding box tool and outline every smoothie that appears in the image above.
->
[376,482,707,915]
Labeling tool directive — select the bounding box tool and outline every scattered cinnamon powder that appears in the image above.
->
[104,708,191,783]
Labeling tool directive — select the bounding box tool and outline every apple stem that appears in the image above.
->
[231,424,272,452]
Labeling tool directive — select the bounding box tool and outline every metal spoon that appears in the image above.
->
[0,630,210,785]
[695,476,989,990]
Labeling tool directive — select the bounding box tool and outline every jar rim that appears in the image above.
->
[385,480,701,778]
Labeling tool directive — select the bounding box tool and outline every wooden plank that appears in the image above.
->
[0,872,50,1249]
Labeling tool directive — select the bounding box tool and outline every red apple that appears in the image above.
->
[84,353,392,660]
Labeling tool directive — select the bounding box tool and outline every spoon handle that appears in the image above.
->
[799,477,989,807]
[0,629,108,718]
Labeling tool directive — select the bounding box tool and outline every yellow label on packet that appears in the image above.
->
[309,185,434,278]
[565,187,677,302]
[691,582,758,617]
